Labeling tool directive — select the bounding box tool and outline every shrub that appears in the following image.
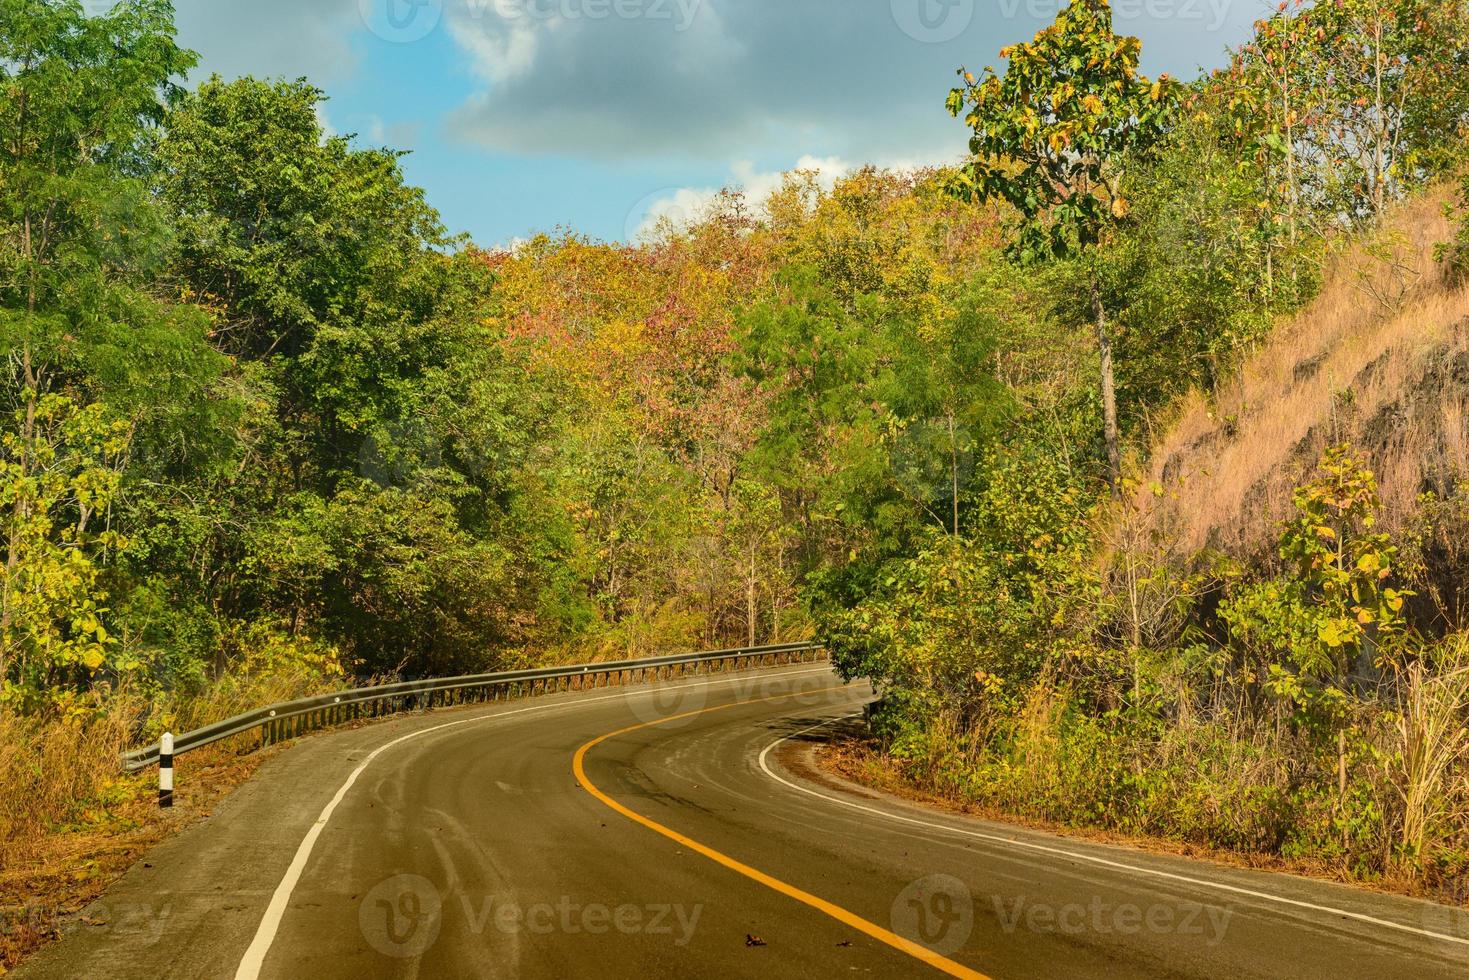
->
[1221,445,1409,724]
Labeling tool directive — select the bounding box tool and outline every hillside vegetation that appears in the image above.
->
[823,1,1469,897]
[1145,191,1469,563]
[836,190,1469,895]
[2,0,1469,942]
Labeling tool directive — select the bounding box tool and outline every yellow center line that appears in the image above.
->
[571,693,992,980]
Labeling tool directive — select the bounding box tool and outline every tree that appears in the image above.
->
[1221,446,1410,713]
[0,0,205,393]
[154,76,449,363]
[1226,0,1469,231]
[0,1,227,695]
[0,0,201,405]
[946,0,1177,492]
[1308,0,1469,216]
[143,76,566,675]
[726,479,791,646]
[0,394,129,705]
[1109,112,1280,404]
[1455,171,1469,281]
[1212,5,1320,299]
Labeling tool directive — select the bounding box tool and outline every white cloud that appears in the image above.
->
[442,1,971,163]
[447,3,542,84]
[172,0,363,86]
[628,154,857,241]
[489,235,531,254]
[438,0,1259,166]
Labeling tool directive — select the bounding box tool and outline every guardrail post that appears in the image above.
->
[159,732,174,809]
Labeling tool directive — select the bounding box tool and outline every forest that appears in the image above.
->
[3,0,1469,916]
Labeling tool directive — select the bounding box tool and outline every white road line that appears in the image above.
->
[234,665,834,980]
[757,715,1469,950]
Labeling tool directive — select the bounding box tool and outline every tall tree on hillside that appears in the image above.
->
[946,0,1176,492]
[1227,0,1469,232]
[1301,0,1469,216]
[0,0,199,392]
[0,0,222,693]
[145,76,554,673]
[154,76,497,489]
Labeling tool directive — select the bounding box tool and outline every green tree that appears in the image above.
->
[946,0,1177,491]
[1222,446,1410,714]
[1227,0,1469,231]
[821,443,1101,728]
[141,76,563,675]
[1453,163,1469,281]
[0,1,229,698]
[0,394,128,705]
[155,77,446,359]
[154,76,476,482]
[1108,113,1280,403]
[0,0,217,434]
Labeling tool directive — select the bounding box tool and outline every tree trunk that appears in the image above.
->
[746,549,757,648]
[947,411,960,537]
[1089,276,1122,495]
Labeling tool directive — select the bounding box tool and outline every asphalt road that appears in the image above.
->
[16,664,1469,979]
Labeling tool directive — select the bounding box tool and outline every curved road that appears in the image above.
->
[17,665,1469,979]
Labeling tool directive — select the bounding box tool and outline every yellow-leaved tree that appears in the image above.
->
[0,394,129,711]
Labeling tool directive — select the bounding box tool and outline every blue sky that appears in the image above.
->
[168,1,1269,248]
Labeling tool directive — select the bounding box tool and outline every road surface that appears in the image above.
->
[16,664,1469,979]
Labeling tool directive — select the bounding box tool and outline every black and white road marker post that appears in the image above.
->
[159,731,174,809]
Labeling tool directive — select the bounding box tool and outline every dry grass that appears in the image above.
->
[0,671,330,872]
[0,706,137,872]
[0,669,338,971]
[1140,190,1469,559]
[0,725,282,971]
[161,667,343,735]
[1393,638,1469,871]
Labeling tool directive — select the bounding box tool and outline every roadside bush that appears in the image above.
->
[1220,446,1410,724]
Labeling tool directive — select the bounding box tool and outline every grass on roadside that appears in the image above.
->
[0,667,339,972]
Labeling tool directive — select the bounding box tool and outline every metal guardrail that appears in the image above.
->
[122,641,827,773]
